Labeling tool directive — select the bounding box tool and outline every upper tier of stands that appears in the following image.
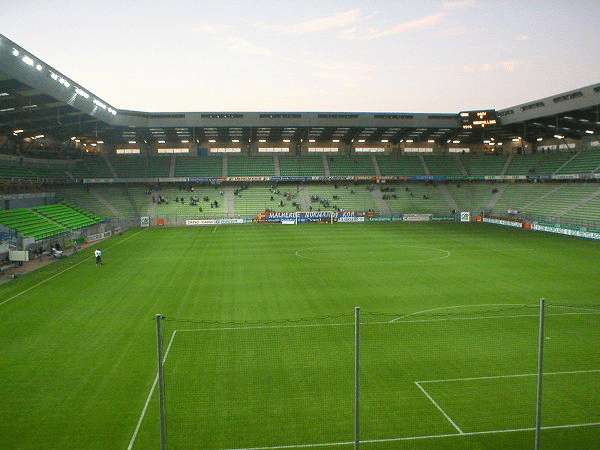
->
[1,148,599,181]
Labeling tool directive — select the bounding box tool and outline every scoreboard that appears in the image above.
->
[459,110,498,129]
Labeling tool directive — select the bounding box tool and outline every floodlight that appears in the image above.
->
[35,64,43,71]
[585,130,594,134]
[12,48,19,56]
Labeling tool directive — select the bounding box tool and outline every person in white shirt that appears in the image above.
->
[95,249,102,266]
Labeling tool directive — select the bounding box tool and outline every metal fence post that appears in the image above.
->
[156,314,167,450]
[354,306,360,450]
[534,298,545,450]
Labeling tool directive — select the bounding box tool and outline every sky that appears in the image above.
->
[1,0,599,113]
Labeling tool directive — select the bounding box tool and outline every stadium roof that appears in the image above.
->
[1,33,599,149]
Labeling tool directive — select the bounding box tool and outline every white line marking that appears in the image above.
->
[0,228,147,309]
[390,311,599,324]
[213,226,217,233]
[416,368,600,384]
[127,329,177,450]
[414,382,464,434]
[389,303,600,323]
[221,422,600,449]
[390,303,529,322]
[171,310,599,333]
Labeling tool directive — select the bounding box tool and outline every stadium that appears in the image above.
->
[0,14,599,450]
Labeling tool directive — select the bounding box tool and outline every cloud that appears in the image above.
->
[365,13,445,39]
[433,24,469,37]
[224,38,273,57]
[461,60,520,73]
[441,0,476,10]
[271,9,361,34]
[192,23,231,34]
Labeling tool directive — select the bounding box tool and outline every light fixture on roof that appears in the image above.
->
[35,64,43,71]
[309,139,315,143]
[158,140,166,144]
[129,140,137,144]
[428,139,435,143]
[181,140,189,143]
[97,141,104,144]
[381,139,388,143]
[554,134,564,139]
[585,130,594,134]
[12,48,19,56]
[406,139,414,143]
[536,138,543,141]
[75,88,90,99]
[232,139,240,143]
[50,72,59,81]
[208,139,216,143]
[13,129,23,134]
[259,139,266,143]
[22,55,34,66]
[453,140,460,144]
[358,139,365,143]
[332,139,339,143]
[512,138,520,142]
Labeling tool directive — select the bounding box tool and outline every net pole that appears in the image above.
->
[534,298,545,450]
[354,306,360,450]
[156,314,167,450]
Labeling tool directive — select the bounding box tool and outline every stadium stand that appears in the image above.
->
[520,183,600,219]
[306,184,378,212]
[446,184,496,211]
[227,155,275,177]
[376,155,426,176]
[423,155,463,176]
[382,184,451,214]
[460,154,508,176]
[234,185,300,216]
[33,204,103,230]
[174,155,223,177]
[53,186,114,217]
[154,186,226,218]
[505,152,572,175]
[555,148,600,174]
[0,208,67,240]
[327,155,375,176]
[492,183,557,213]
[109,155,170,178]
[278,155,326,177]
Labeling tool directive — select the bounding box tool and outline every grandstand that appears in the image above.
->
[1,31,600,450]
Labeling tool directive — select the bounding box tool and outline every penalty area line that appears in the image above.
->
[0,227,147,309]
[221,422,600,450]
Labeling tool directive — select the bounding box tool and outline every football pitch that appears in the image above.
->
[0,222,598,449]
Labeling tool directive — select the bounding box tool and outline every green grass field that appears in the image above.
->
[0,223,598,449]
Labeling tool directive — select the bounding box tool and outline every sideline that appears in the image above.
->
[0,228,146,308]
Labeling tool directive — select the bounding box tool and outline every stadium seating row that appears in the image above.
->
[2,149,600,181]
